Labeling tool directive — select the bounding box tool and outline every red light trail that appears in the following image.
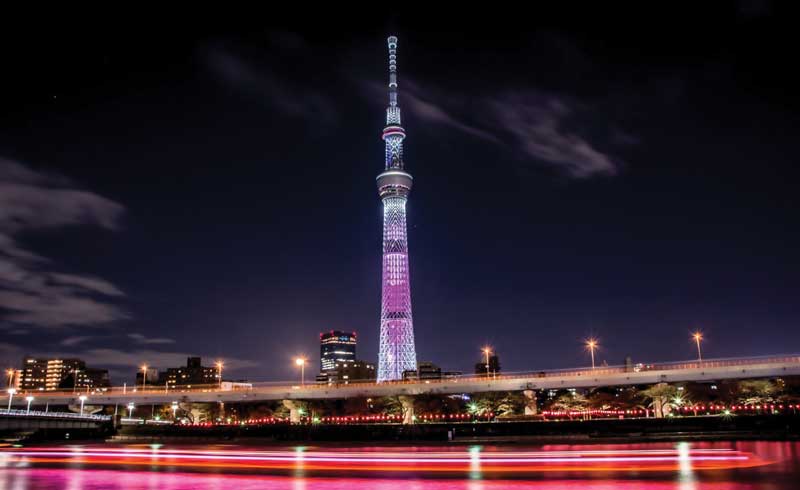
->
[0,446,771,475]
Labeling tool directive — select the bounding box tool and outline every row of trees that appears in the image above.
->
[533,378,798,418]
[131,378,800,423]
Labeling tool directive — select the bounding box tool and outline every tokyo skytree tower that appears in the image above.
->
[376,36,417,382]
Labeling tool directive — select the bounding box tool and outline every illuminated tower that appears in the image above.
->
[377,36,417,382]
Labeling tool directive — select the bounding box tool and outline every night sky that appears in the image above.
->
[1,5,798,383]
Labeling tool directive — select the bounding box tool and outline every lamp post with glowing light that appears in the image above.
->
[295,358,306,386]
[692,332,703,362]
[25,395,33,414]
[482,347,492,378]
[6,388,16,410]
[171,401,179,420]
[140,365,148,390]
[127,402,135,418]
[586,338,598,370]
[78,395,87,415]
[216,361,223,389]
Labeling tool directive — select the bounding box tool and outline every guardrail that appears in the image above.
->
[0,408,111,421]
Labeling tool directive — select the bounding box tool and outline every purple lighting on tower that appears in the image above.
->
[377,36,417,381]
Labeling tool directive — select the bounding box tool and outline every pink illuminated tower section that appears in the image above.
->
[376,36,417,381]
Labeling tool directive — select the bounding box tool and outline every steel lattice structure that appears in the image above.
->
[376,36,417,381]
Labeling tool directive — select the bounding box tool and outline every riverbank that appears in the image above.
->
[7,414,799,445]
[102,415,800,445]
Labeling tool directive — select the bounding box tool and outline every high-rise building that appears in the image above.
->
[161,357,219,389]
[20,358,47,391]
[57,366,110,391]
[19,357,109,391]
[315,360,376,385]
[377,36,418,382]
[45,359,84,391]
[320,331,357,372]
[403,361,442,381]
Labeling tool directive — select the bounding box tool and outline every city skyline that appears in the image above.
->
[1,9,799,384]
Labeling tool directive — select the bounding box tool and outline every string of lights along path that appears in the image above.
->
[376,36,418,381]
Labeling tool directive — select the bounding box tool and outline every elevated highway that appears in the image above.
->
[8,355,799,408]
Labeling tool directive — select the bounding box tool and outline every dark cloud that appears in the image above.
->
[0,158,127,329]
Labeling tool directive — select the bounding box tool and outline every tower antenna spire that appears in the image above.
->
[388,35,398,107]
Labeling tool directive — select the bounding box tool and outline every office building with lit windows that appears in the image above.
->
[320,331,357,372]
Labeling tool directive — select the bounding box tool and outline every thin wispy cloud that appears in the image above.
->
[0,158,127,328]
[487,93,619,178]
[398,85,623,179]
[128,333,175,345]
[60,335,95,347]
[401,88,500,143]
[204,45,338,124]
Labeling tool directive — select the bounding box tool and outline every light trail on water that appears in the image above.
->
[0,446,771,475]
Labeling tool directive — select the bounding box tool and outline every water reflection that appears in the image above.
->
[0,441,797,489]
[676,442,696,490]
[0,469,795,490]
[468,445,482,480]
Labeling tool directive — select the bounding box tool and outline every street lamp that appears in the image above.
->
[141,365,148,390]
[171,401,179,420]
[79,395,87,415]
[586,338,599,369]
[294,358,306,386]
[215,360,224,389]
[6,388,16,410]
[127,402,135,418]
[692,331,703,362]
[482,347,492,378]
[25,395,34,414]
[6,368,14,388]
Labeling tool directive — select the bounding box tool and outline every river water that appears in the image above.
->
[1,441,798,489]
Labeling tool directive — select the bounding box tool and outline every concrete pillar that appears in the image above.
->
[398,395,415,425]
[523,389,538,416]
[283,399,303,424]
[67,403,102,415]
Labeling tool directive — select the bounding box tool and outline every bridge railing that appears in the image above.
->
[10,354,800,399]
[0,408,111,421]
